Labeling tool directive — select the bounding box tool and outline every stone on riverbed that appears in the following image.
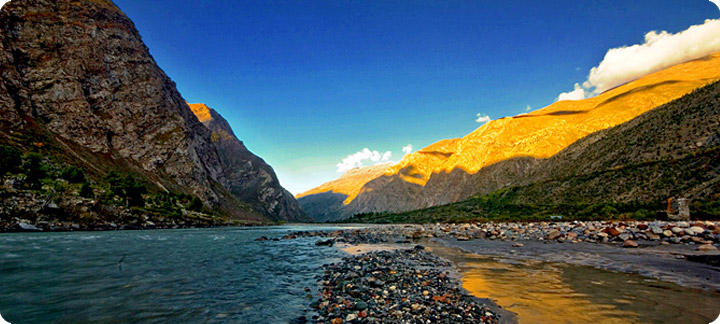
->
[696,244,718,252]
[623,240,639,248]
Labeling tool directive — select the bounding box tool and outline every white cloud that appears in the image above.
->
[557,83,587,101]
[402,144,413,155]
[382,151,392,161]
[525,105,533,112]
[0,1,9,9]
[476,113,491,124]
[337,148,392,173]
[558,19,720,100]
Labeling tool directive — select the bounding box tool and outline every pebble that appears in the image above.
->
[623,240,639,248]
[697,244,718,252]
[307,249,499,324]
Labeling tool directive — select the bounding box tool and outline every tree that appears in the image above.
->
[103,170,147,207]
[79,182,94,199]
[22,153,46,189]
[122,174,147,207]
[60,166,86,183]
[188,196,204,212]
[0,145,22,175]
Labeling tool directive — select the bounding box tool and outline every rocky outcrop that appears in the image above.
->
[0,0,305,222]
[189,103,309,222]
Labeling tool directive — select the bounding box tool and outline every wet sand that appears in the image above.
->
[427,241,720,324]
[434,238,720,292]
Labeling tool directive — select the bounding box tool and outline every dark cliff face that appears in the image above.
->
[0,0,302,222]
[190,104,310,222]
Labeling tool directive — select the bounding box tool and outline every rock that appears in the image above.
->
[17,222,40,231]
[606,228,622,236]
[663,230,674,237]
[618,233,630,241]
[690,226,705,235]
[456,235,471,241]
[345,314,357,322]
[677,221,690,228]
[255,236,268,241]
[697,244,718,252]
[355,301,368,310]
[683,228,696,236]
[546,230,562,240]
[331,318,343,324]
[315,239,335,246]
[647,233,660,241]
[623,240,638,248]
[650,226,663,235]
[512,243,524,247]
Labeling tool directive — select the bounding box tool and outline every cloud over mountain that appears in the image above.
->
[337,148,392,173]
[476,113,491,124]
[558,19,720,101]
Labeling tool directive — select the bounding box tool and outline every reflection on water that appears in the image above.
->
[428,243,720,324]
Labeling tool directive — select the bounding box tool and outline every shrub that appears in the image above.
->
[22,152,47,189]
[188,196,204,212]
[60,166,86,183]
[79,182,94,199]
[0,145,22,175]
[103,170,147,207]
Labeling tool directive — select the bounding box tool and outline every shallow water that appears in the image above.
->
[0,226,359,323]
[428,242,720,324]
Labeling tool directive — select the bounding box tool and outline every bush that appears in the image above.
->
[103,170,147,207]
[60,166,86,183]
[22,152,47,189]
[79,182,94,199]
[0,145,22,175]
[188,196,204,212]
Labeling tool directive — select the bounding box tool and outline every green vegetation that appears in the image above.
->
[0,145,22,175]
[0,142,224,227]
[347,187,662,224]
[60,165,86,183]
[22,152,47,189]
[103,170,147,207]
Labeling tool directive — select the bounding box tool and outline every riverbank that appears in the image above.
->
[274,222,720,303]
[301,247,511,324]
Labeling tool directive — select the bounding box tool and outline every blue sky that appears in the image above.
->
[113,0,718,194]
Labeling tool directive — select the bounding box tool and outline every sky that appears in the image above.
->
[109,0,720,195]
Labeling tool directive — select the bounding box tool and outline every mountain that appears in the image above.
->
[188,103,309,222]
[0,0,306,226]
[353,79,720,223]
[300,53,720,221]
[296,162,392,222]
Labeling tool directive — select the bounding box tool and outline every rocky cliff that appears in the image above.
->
[188,103,309,222]
[0,0,306,223]
[300,53,720,221]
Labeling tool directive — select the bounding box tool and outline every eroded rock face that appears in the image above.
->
[0,0,304,222]
[189,104,309,222]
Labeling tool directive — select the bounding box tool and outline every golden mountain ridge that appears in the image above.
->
[296,162,393,203]
[389,52,720,184]
[300,52,720,212]
[188,103,213,123]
